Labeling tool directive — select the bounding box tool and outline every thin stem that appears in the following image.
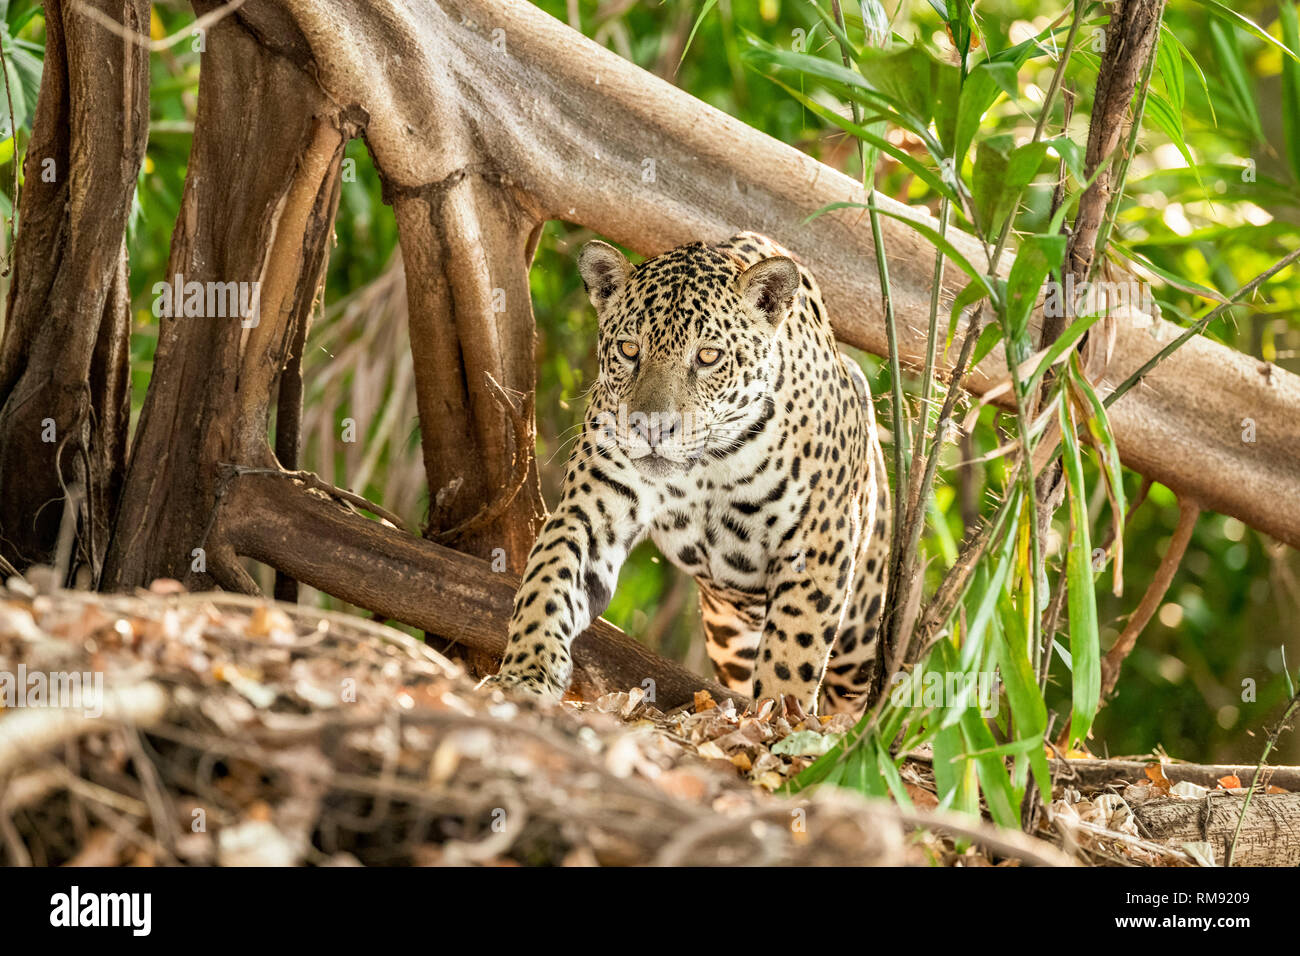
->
[891,301,983,665]
[1105,246,1300,409]
[829,0,910,603]
[1006,347,1043,676]
[0,13,18,276]
[988,0,1084,274]
[911,475,1023,664]
[1226,688,1300,867]
[1098,497,1199,700]
[893,197,952,645]
[871,193,910,553]
[909,197,951,485]
[829,0,869,188]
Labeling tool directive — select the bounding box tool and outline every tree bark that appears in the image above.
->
[1064,0,1165,286]
[0,0,149,579]
[394,174,546,569]
[101,13,357,590]
[1051,758,1300,795]
[1132,793,1300,867]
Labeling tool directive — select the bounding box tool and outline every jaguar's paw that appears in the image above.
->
[477,670,560,704]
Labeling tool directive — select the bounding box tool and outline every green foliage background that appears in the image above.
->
[1,0,1296,767]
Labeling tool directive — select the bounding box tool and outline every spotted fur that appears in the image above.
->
[486,233,891,715]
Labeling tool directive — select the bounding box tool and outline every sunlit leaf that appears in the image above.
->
[1059,398,1101,747]
[970,135,1050,240]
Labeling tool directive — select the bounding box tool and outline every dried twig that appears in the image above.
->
[1099,497,1200,700]
[72,0,247,52]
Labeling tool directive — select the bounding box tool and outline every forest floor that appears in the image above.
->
[0,581,1293,866]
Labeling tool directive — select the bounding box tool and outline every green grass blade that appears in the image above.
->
[1059,397,1101,747]
[676,0,718,73]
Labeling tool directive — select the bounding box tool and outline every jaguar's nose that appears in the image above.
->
[630,411,681,448]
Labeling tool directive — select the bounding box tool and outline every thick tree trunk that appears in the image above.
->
[0,0,148,579]
[100,14,355,590]
[395,174,546,568]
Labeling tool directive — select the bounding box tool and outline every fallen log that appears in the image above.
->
[220,471,745,711]
[1051,758,1300,795]
[1131,793,1300,867]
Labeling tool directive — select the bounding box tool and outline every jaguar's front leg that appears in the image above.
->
[486,439,644,701]
[751,540,853,715]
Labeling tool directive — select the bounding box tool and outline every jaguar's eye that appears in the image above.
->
[619,340,640,360]
[697,347,722,367]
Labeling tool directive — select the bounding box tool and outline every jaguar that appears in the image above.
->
[486,232,891,715]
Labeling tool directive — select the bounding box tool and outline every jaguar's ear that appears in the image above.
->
[738,256,800,327]
[578,240,631,312]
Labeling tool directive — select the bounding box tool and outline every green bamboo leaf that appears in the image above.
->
[959,700,1020,828]
[929,643,980,816]
[1004,233,1067,349]
[1280,2,1300,186]
[1159,24,1215,126]
[1026,309,1102,392]
[970,320,1003,367]
[853,41,961,151]
[846,739,888,797]
[947,278,992,351]
[1111,242,1228,303]
[1059,398,1101,747]
[958,734,1045,761]
[875,733,914,807]
[1188,0,1300,62]
[1157,26,1185,115]
[741,40,934,145]
[953,60,1018,163]
[677,0,718,72]
[971,135,1050,240]
[927,495,960,568]
[1208,19,1265,143]
[766,76,957,201]
[1046,135,1084,184]
[828,203,1000,303]
[995,598,1053,802]
[1143,90,1201,186]
[1067,356,1126,592]
[945,492,1021,694]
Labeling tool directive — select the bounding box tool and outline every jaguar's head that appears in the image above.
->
[579,239,799,477]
